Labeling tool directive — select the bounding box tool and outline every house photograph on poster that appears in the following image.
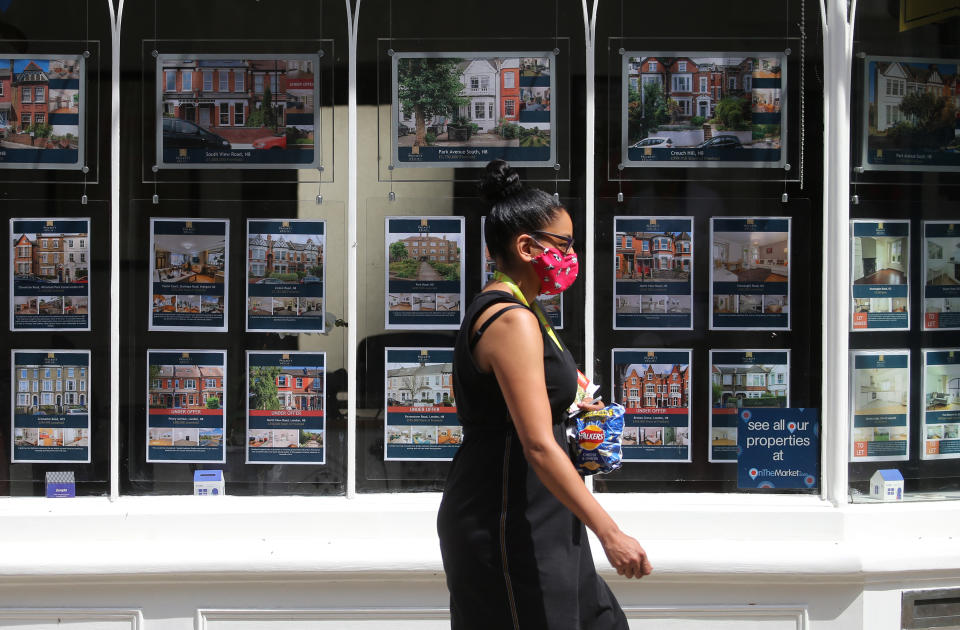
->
[615,362,690,411]
[387,231,461,314]
[14,359,88,415]
[157,55,317,167]
[393,52,554,166]
[12,229,89,284]
[711,363,789,410]
[385,360,454,407]
[615,229,692,283]
[249,364,325,412]
[148,363,224,411]
[624,54,784,166]
[247,233,323,284]
[863,56,960,170]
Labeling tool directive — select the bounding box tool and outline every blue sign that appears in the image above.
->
[737,408,819,490]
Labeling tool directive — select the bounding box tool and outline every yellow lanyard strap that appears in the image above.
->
[492,270,563,351]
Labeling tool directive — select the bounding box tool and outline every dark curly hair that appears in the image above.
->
[479,159,565,263]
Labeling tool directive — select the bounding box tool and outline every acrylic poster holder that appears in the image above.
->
[140,38,335,186]
[607,35,804,186]
[0,39,102,186]
[374,37,572,185]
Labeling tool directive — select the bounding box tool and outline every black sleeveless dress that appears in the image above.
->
[437,290,627,630]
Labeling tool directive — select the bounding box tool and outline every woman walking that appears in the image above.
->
[437,160,652,629]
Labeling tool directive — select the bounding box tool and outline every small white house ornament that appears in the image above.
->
[870,469,904,502]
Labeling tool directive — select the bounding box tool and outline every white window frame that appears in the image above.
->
[3,13,950,615]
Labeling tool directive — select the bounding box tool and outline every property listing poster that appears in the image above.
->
[613,217,693,330]
[393,52,556,168]
[11,350,90,463]
[10,218,90,331]
[622,53,786,168]
[384,347,459,461]
[480,216,562,328]
[850,350,910,462]
[709,349,790,463]
[156,54,321,169]
[923,221,960,330]
[710,217,790,330]
[149,218,229,332]
[922,348,960,460]
[247,351,326,464]
[861,56,960,172]
[611,348,692,462]
[385,217,464,330]
[146,350,226,463]
[0,55,84,169]
[851,220,910,331]
[246,219,325,333]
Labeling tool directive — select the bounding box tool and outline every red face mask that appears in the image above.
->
[530,245,579,295]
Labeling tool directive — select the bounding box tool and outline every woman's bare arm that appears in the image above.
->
[473,307,652,579]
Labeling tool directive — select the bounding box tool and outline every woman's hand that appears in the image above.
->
[577,397,605,412]
[598,528,653,579]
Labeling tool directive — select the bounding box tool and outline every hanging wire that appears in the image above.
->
[152,0,160,203]
[781,1,791,203]
[316,0,325,203]
[618,0,624,202]
[388,0,396,200]
[555,0,559,54]
[799,0,807,190]
[552,0,559,203]
[82,0,89,203]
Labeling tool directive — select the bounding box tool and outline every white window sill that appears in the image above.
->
[1,493,958,583]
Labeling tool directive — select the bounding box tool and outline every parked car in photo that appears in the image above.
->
[13,274,44,283]
[162,118,231,150]
[252,133,287,150]
[630,137,673,149]
[697,135,743,149]
[398,123,413,136]
[256,277,283,284]
[301,275,321,284]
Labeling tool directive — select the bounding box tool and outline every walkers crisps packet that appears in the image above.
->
[570,403,625,476]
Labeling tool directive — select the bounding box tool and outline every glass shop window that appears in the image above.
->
[848,2,960,502]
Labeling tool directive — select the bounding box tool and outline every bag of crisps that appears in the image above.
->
[568,403,625,476]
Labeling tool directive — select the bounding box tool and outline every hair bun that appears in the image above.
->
[478,159,523,203]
